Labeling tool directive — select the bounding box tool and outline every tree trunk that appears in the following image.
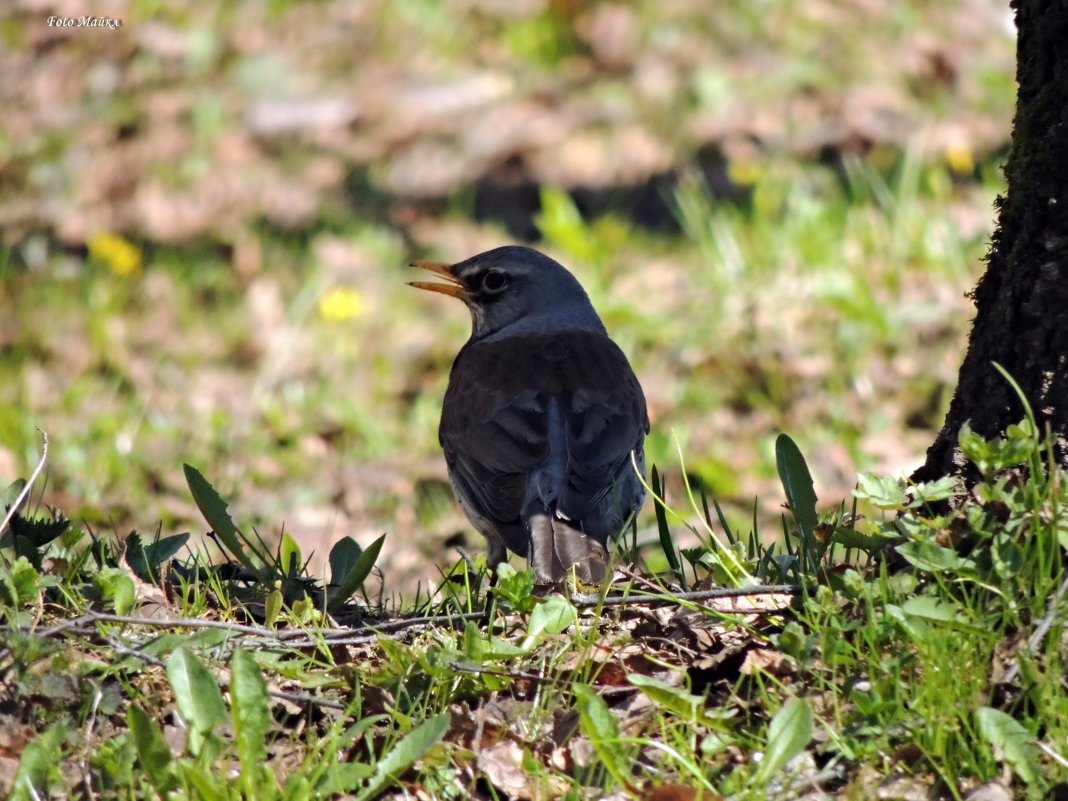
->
[913,0,1068,484]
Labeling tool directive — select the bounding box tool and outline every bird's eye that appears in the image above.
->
[481,270,508,292]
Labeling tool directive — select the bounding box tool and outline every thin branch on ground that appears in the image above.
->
[105,634,351,711]
[1002,572,1068,684]
[0,427,48,539]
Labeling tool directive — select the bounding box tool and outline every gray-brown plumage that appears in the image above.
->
[410,246,648,583]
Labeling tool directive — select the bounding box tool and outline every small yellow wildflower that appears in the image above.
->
[945,142,975,176]
[727,160,762,187]
[89,231,142,278]
[318,286,365,321]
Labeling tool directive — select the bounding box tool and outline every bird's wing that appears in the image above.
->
[553,334,648,521]
[440,330,648,532]
[440,339,550,530]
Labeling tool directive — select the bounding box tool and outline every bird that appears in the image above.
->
[410,245,648,584]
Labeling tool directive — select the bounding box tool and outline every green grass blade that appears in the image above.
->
[651,466,684,584]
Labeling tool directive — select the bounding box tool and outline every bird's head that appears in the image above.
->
[409,246,605,340]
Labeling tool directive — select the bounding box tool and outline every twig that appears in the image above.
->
[8,609,497,652]
[447,660,638,696]
[572,583,809,608]
[1037,739,1068,770]
[1002,573,1068,684]
[0,428,48,539]
[8,586,807,656]
[106,635,350,711]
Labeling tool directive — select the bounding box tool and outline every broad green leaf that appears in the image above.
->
[493,563,536,612]
[327,533,385,611]
[146,532,190,563]
[895,540,971,573]
[909,476,961,505]
[127,703,177,795]
[991,536,1024,580]
[12,724,65,799]
[113,572,135,615]
[853,472,906,509]
[628,673,736,729]
[901,596,962,622]
[775,434,819,543]
[328,536,362,587]
[136,633,189,658]
[977,707,1041,786]
[183,464,265,581]
[754,698,812,785]
[574,685,634,793]
[166,646,227,754]
[230,648,272,797]
[1,557,41,606]
[482,637,529,658]
[1,478,27,511]
[828,527,888,551]
[355,713,450,801]
[900,597,990,637]
[127,532,192,582]
[462,621,484,662]
[264,589,283,629]
[93,567,136,615]
[280,532,301,577]
[124,532,153,582]
[521,596,577,648]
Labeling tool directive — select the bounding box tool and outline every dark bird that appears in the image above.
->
[410,246,648,583]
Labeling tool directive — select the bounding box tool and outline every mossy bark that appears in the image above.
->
[914,0,1068,483]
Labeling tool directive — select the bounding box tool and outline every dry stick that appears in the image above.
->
[1002,572,1068,685]
[105,635,350,711]
[218,584,806,647]
[0,428,48,538]
[444,666,636,696]
[72,609,493,639]
[12,609,492,650]
[572,583,809,609]
[5,584,808,658]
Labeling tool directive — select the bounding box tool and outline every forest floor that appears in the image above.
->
[6,2,1064,799]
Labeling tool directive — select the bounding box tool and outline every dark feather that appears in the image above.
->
[440,329,647,579]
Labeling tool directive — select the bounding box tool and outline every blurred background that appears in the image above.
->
[1,0,1015,597]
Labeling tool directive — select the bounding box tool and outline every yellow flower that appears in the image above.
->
[318,286,365,321]
[945,143,975,176]
[727,160,763,187]
[89,231,142,278]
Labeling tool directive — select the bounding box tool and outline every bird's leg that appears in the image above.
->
[529,514,565,583]
[484,532,509,584]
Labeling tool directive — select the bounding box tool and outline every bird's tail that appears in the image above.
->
[529,514,608,584]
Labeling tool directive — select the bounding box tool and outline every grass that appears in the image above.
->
[0,149,1002,593]
[3,421,1066,799]
[0,2,1032,796]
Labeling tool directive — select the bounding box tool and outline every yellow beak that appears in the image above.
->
[408,260,468,299]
